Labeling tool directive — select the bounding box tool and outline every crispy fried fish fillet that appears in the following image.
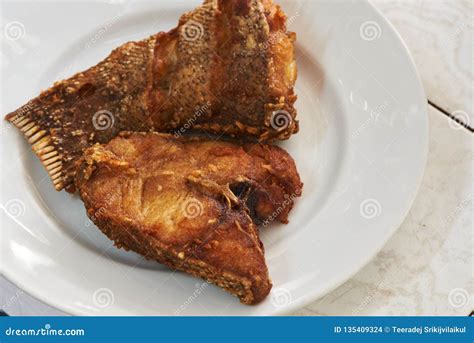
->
[75,132,302,304]
[5,0,297,192]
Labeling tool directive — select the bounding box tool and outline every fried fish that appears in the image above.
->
[5,0,297,192]
[75,132,302,304]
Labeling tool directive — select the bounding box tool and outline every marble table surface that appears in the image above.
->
[1,0,472,316]
[294,0,473,316]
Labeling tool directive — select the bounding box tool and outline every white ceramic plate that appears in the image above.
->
[0,0,428,315]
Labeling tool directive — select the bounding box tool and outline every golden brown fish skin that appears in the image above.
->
[75,132,303,304]
[5,36,157,192]
[5,0,297,191]
[151,0,298,139]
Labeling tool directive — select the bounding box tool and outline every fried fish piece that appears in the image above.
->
[75,132,302,304]
[5,0,297,192]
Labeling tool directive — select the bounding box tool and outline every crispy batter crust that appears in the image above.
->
[75,132,302,304]
[5,0,297,191]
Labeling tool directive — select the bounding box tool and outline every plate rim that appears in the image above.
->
[275,0,429,315]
